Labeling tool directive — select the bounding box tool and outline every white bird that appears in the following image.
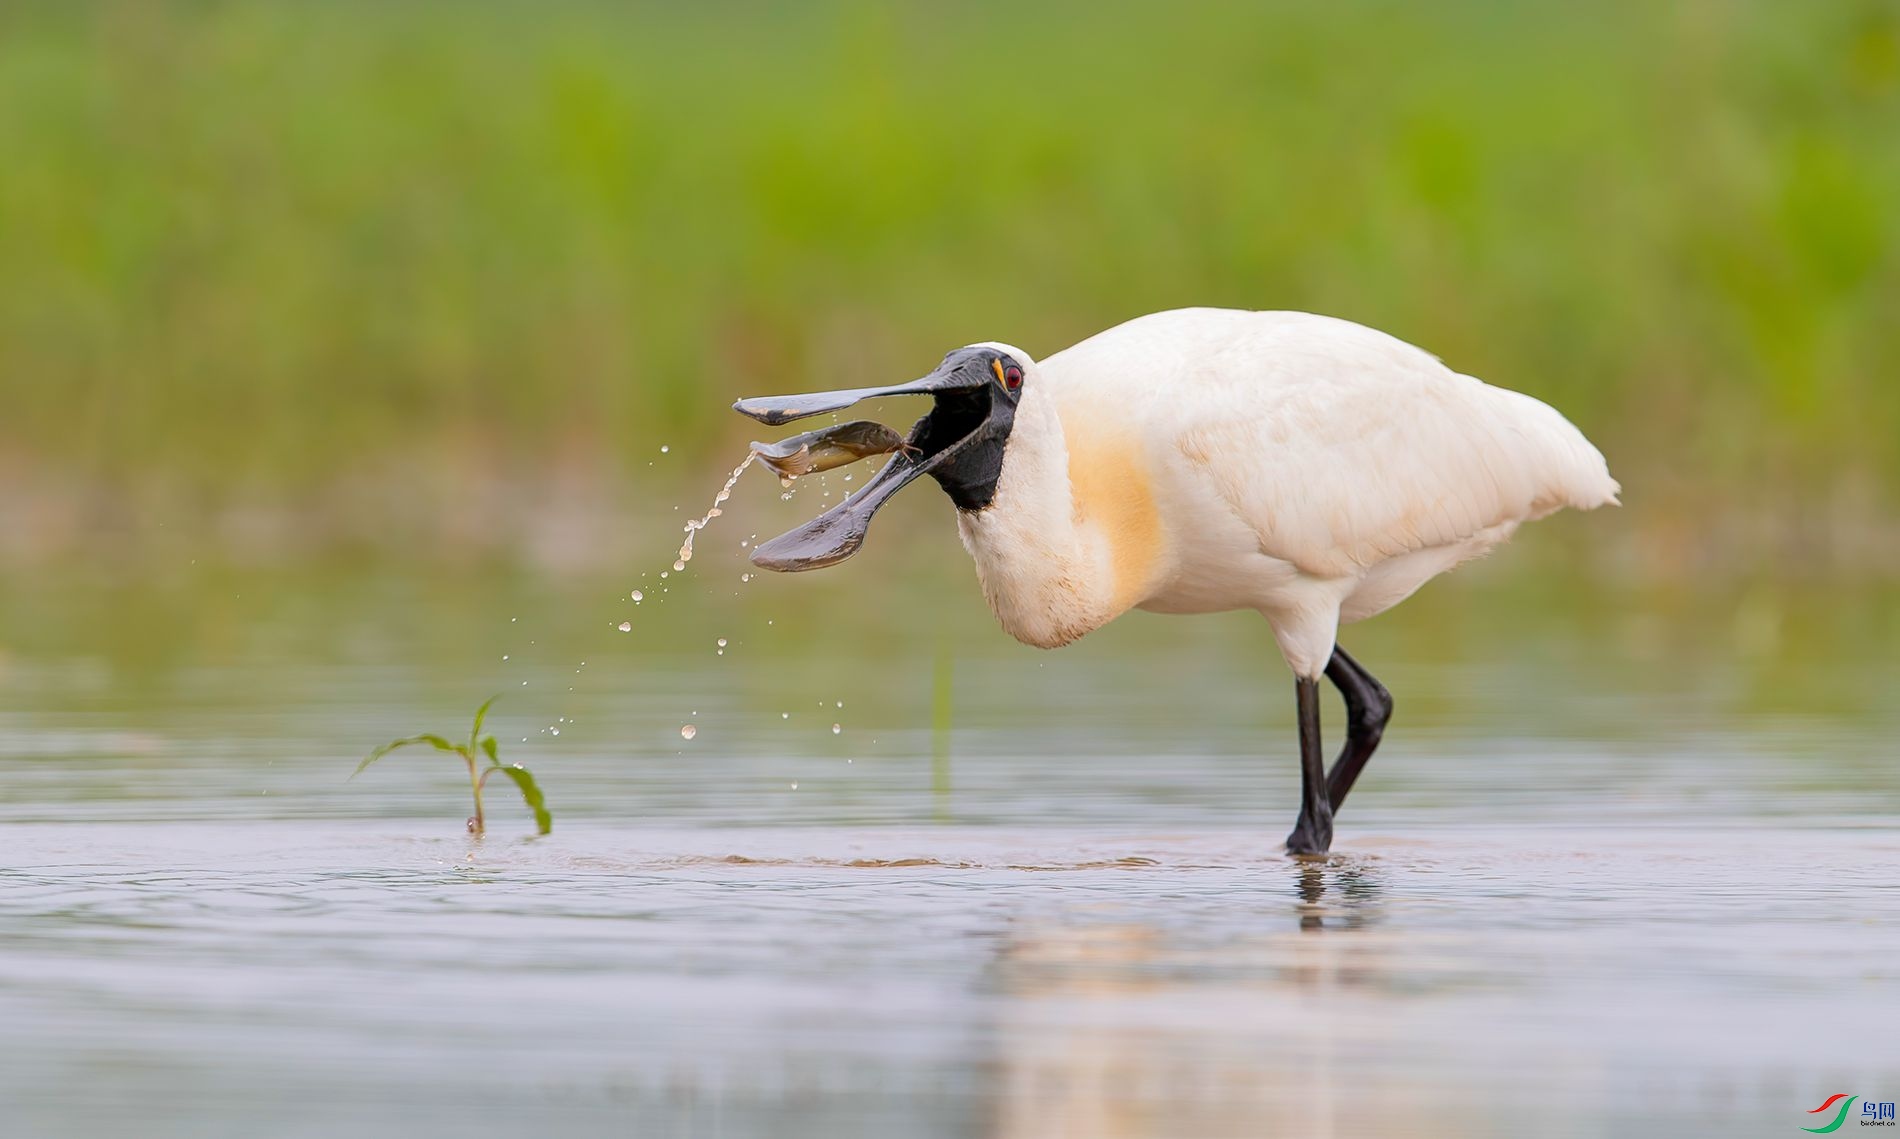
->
[735,308,1619,854]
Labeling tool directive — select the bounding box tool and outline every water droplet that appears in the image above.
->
[660,445,670,454]
[632,590,644,602]
[680,724,697,740]
[501,655,509,661]
[521,680,529,686]
[670,455,755,572]
[780,712,789,720]
[550,728,560,736]
[741,573,752,583]
[618,622,632,632]
[836,701,844,708]
[717,638,728,648]
[660,571,669,579]
[832,723,842,735]
[790,782,799,790]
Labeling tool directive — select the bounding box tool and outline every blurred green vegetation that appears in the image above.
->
[1,1,1896,574]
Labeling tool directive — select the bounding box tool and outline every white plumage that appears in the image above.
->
[955,308,1618,676]
[738,304,1619,854]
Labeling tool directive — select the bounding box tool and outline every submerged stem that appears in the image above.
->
[464,749,485,834]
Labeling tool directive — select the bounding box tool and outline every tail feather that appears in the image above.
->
[1495,387,1620,514]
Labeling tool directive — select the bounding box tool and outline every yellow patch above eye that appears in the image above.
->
[991,359,1006,385]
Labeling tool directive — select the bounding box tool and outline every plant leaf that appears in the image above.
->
[352,733,458,778]
[480,737,498,766]
[469,694,500,751]
[495,764,552,835]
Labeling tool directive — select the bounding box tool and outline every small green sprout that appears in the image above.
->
[354,696,552,835]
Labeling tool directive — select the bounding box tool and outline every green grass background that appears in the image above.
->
[2,1,1896,575]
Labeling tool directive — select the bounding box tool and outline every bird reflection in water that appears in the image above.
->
[974,857,1472,1139]
[1296,856,1383,932]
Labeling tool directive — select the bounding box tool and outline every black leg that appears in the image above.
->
[1284,676,1333,855]
[1323,646,1394,811]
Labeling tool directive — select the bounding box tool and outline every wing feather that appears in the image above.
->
[1066,310,1619,578]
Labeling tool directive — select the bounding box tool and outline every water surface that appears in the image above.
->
[2,566,1897,1137]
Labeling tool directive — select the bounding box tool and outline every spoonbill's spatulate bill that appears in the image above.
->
[734,308,1619,855]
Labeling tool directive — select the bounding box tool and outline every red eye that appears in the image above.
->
[1003,364,1023,390]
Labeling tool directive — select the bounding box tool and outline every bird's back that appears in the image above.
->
[1039,308,1619,580]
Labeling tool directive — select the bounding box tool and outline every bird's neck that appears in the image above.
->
[953,384,1163,649]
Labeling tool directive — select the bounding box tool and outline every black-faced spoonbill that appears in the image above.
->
[734,308,1618,855]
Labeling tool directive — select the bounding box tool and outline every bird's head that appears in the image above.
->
[732,342,1033,571]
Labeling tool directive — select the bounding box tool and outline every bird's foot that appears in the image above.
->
[1284,818,1333,857]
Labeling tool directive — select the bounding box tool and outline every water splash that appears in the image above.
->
[676,454,756,572]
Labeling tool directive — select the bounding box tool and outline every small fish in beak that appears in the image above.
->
[732,344,1023,571]
[749,421,916,480]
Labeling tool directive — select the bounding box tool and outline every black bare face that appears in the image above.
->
[902,347,1019,511]
[730,345,1025,570]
